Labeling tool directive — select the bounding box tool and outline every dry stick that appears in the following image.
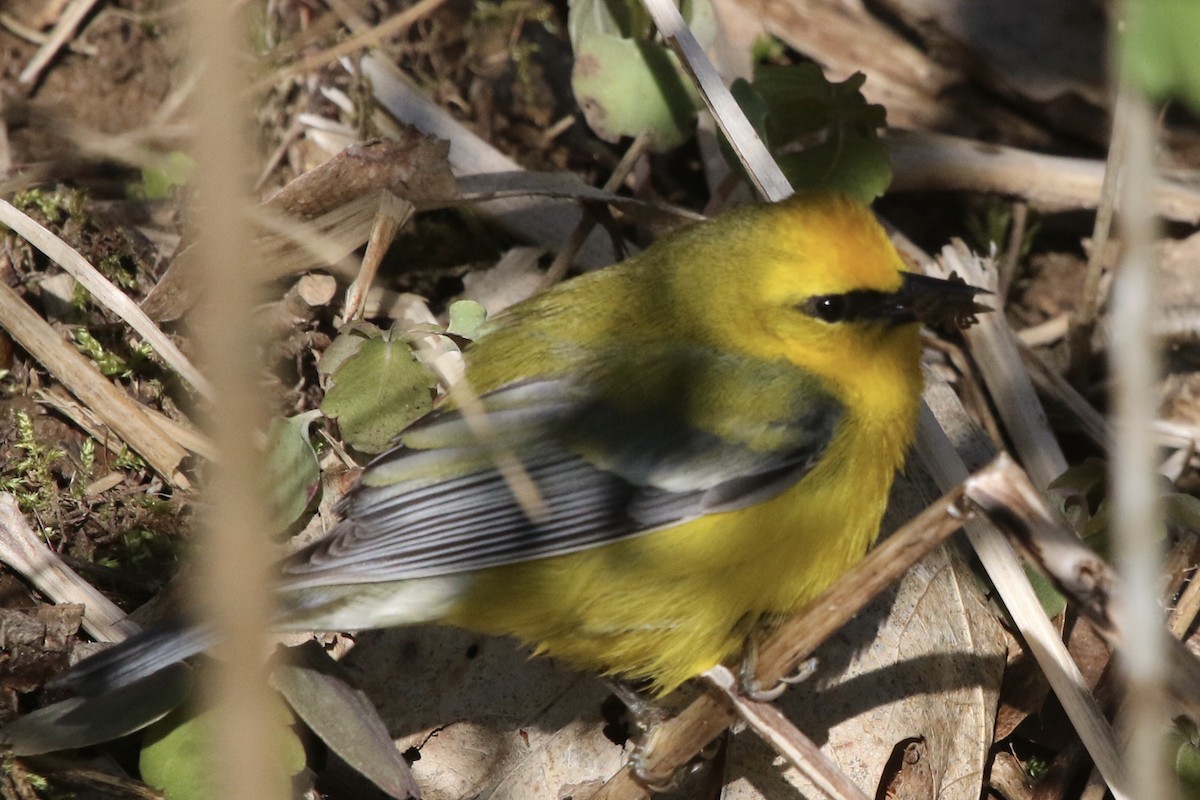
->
[0,281,189,488]
[934,242,1068,488]
[915,398,1130,800]
[1068,89,1130,384]
[1169,569,1200,640]
[1018,314,1068,348]
[541,131,653,289]
[396,298,549,522]
[965,454,1200,718]
[16,0,99,88]
[997,200,1027,302]
[921,240,1128,796]
[705,666,869,800]
[454,173,701,222]
[251,197,381,283]
[11,755,164,800]
[639,0,792,203]
[343,192,415,321]
[0,12,95,55]
[0,105,10,175]
[885,129,1200,224]
[439,372,548,523]
[357,54,619,269]
[588,477,974,800]
[1017,340,1109,452]
[36,385,214,461]
[0,493,139,642]
[0,199,213,400]
[254,115,306,192]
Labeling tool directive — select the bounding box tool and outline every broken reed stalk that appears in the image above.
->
[704,666,870,800]
[965,453,1200,719]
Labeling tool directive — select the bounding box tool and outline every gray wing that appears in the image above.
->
[281,357,842,590]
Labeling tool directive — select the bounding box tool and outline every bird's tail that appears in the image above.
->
[51,623,214,696]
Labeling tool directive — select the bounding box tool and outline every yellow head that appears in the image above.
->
[664,193,977,411]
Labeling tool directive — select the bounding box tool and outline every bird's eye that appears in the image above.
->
[804,295,847,323]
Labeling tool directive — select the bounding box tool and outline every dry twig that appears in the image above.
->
[0,199,212,399]
[16,0,99,89]
[0,281,190,488]
[0,494,139,642]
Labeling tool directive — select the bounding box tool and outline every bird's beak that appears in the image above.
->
[887,272,990,332]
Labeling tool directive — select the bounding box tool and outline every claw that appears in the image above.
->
[738,635,819,701]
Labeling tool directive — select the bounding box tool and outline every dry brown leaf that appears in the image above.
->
[269,134,456,219]
[0,605,84,693]
[343,625,622,800]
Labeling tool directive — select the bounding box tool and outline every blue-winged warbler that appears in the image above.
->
[65,192,982,696]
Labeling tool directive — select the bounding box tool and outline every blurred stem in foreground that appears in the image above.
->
[183,0,283,797]
[1109,74,1176,800]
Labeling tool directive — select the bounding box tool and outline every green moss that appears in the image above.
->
[12,187,87,226]
[114,447,147,472]
[0,411,65,515]
[71,329,160,390]
[1024,754,1050,781]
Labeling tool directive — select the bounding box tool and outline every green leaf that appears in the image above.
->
[1047,460,1106,495]
[567,0,715,152]
[273,643,419,799]
[567,0,652,43]
[775,126,892,204]
[131,151,196,200]
[140,693,305,800]
[680,0,717,50]
[726,64,891,202]
[0,664,193,755]
[753,67,884,139]
[447,300,487,340]
[1165,492,1200,535]
[572,34,702,151]
[730,77,771,136]
[1122,0,1200,113]
[316,321,379,378]
[1080,496,1112,555]
[320,330,436,454]
[1173,717,1200,796]
[1024,564,1067,619]
[265,411,323,532]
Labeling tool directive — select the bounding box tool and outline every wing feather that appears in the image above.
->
[282,351,843,590]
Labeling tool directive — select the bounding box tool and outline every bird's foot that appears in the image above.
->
[737,636,819,701]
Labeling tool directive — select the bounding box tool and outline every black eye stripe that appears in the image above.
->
[808,296,846,322]
[799,290,895,323]
[797,273,987,329]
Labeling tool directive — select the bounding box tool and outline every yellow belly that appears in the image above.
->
[444,424,902,695]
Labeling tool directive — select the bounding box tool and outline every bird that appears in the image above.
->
[60,191,983,698]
